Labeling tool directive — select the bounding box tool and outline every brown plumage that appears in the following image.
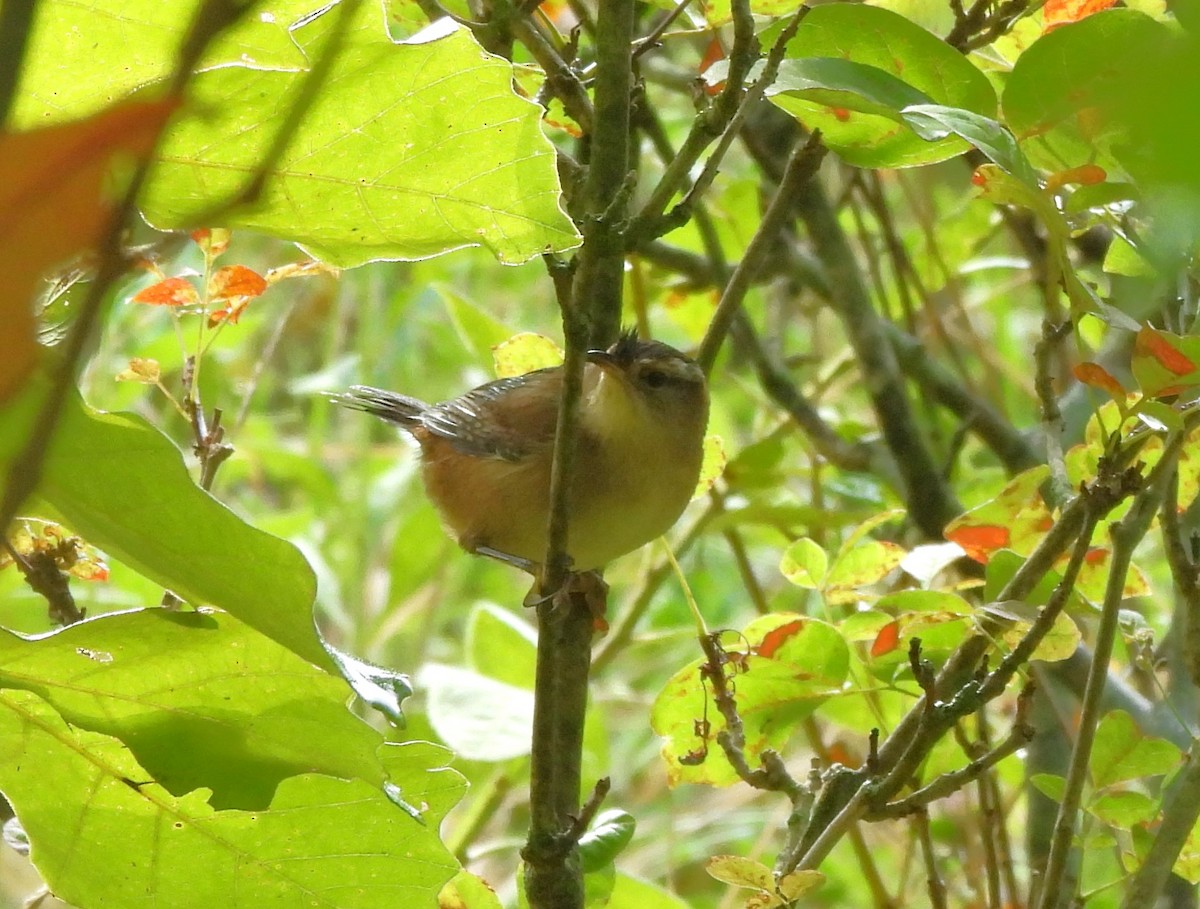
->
[336,333,709,571]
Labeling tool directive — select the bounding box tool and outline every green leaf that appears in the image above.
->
[0,610,382,810]
[706,855,774,891]
[876,590,972,614]
[0,690,462,908]
[417,663,533,761]
[770,3,996,167]
[9,0,313,127]
[578,809,636,872]
[652,615,848,786]
[606,873,691,909]
[779,537,828,588]
[768,58,934,120]
[1090,710,1182,787]
[467,603,538,690]
[1087,790,1159,829]
[1031,773,1066,802]
[824,539,906,602]
[1,385,329,669]
[900,105,1038,187]
[438,871,504,909]
[1002,10,1171,177]
[1176,814,1200,885]
[140,11,579,265]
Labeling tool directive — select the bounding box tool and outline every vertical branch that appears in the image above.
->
[523,2,634,908]
[1034,437,1183,909]
[791,179,961,539]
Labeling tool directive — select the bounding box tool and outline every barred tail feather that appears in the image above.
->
[332,385,429,428]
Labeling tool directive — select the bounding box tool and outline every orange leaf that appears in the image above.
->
[0,98,178,401]
[945,524,1010,563]
[1073,362,1126,399]
[870,621,901,658]
[1044,0,1116,32]
[132,276,201,308]
[756,619,806,659]
[1045,164,1107,193]
[699,37,726,96]
[1136,327,1196,376]
[209,264,267,301]
[207,297,251,328]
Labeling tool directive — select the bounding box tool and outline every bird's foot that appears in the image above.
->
[521,569,609,634]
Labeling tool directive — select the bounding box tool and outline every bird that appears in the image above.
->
[334,330,709,577]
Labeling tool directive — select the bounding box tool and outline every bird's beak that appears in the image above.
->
[586,348,621,374]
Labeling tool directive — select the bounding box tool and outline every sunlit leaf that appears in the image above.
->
[768,4,996,168]
[945,466,1052,564]
[0,690,463,908]
[208,264,267,301]
[779,537,828,589]
[131,276,202,308]
[492,332,563,378]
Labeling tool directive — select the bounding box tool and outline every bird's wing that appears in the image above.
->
[421,368,563,461]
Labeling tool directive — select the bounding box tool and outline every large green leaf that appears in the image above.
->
[15,0,579,266]
[10,0,314,128]
[0,610,381,809]
[769,3,996,167]
[142,6,578,265]
[1002,10,1169,178]
[0,690,463,908]
[1,385,328,668]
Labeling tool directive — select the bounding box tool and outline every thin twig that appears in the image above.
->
[872,684,1035,819]
[695,131,827,373]
[632,0,761,235]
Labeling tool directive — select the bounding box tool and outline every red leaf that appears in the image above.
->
[945,523,1010,563]
[1073,362,1126,399]
[871,621,901,658]
[756,619,806,659]
[209,264,267,301]
[132,276,200,307]
[1136,327,1196,376]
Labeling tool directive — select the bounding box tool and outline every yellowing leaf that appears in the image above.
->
[492,332,562,378]
[0,98,177,401]
[115,358,161,384]
[692,434,726,499]
[945,466,1052,564]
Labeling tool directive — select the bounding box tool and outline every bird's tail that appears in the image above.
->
[332,385,428,429]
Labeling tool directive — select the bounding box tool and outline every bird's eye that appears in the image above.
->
[643,370,669,388]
